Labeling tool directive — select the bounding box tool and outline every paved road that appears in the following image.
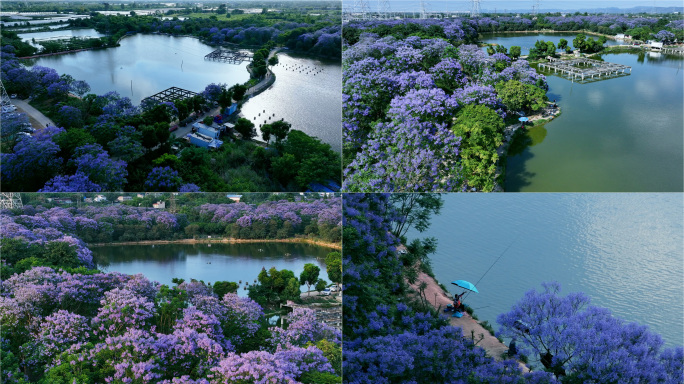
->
[12,98,55,128]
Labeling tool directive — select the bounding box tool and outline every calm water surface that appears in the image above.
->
[409,194,683,348]
[19,28,105,47]
[481,32,621,55]
[31,34,250,105]
[92,242,331,296]
[241,53,342,152]
[480,34,683,191]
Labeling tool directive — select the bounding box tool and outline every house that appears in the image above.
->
[648,41,663,49]
[94,195,107,202]
[226,194,242,202]
[117,196,133,202]
[226,102,238,115]
[616,33,626,39]
[153,201,166,209]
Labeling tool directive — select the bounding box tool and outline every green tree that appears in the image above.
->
[268,55,278,67]
[451,105,505,192]
[299,263,320,296]
[231,84,247,101]
[53,129,97,159]
[558,39,568,51]
[315,278,327,293]
[389,194,443,238]
[281,130,340,189]
[234,117,256,140]
[261,120,291,144]
[325,251,342,288]
[213,281,238,298]
[509,46,521,59]
[495,80,548,113]
[545,41,557,56]
[203,116,213,126]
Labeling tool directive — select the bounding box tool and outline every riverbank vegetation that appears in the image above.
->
[342,193,683,383]
[0,47,340,192]
[1,195,340,275]
[1,192,342,382]
[342,19,548,192]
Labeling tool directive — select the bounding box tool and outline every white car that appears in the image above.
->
[329,285,338,292]
[320,289,331,296]
[10,94,17,98]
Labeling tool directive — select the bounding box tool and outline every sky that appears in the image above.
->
[347,0,684,13]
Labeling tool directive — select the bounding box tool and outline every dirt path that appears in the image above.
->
[410,270,529,371]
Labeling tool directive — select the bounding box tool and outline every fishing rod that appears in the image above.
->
[463,234,520,300]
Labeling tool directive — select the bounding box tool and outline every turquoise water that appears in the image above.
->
[91,242,331,296]
[409,193,683,348]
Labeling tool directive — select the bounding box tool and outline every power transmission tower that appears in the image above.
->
[355,0,370,19]
[0,80,11,106]
[471,0,481,18]
[420,0,428,18]
[378,0,391,19]
[169,194,177,213]
[0,193,23,210]
[532,0,541,16]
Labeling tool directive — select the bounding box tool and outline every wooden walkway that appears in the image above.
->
[539,56,631,83]
[661,46,684,55]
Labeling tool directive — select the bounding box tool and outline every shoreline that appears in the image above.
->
[87,237,341,250]
[409,267,529,371]
[493,102,562,192]
[480,29,618,40]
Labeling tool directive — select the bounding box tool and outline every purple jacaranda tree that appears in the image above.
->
[497,282,684,382]
[145,166,183,192]
[69,143,128,190]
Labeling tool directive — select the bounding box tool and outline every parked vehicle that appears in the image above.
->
[320,289,331,296]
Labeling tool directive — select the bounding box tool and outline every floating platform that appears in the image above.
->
[661,46,684,55]
[204,48,252,64]
[539,57,632,83]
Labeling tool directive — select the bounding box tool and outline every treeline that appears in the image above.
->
[0,49,340,192]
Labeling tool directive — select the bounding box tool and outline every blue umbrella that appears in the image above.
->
[518,117,529,122]
[451,280,479,293]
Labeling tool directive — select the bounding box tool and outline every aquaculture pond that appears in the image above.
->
[480,34,683,192]
[410,193,683,348]
[92,242,332,296]
[240,52,342,152]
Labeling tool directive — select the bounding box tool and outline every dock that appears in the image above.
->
[538,57,631,83]
[661,46,684,55]
[204,48,252,64]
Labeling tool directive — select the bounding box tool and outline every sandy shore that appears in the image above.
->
[409,269,529,371]
[88,237,341,250]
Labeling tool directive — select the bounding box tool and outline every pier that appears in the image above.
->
[204,48,252,64]
[661,46,684,55]
[142,87,197,104]
[539,57,631,83]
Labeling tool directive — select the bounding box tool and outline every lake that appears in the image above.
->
[31,34,250,105]
[241,52,342,152]
[408,193,683,348]
[19,28,105,47]
[91,242,332,296]
[480,32,622,55]
[31,34,342,150]
[480,34,683,191]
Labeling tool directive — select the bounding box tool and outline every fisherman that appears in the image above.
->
[454,292,465,311]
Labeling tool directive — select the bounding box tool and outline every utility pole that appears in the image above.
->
[470,0,481,18]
